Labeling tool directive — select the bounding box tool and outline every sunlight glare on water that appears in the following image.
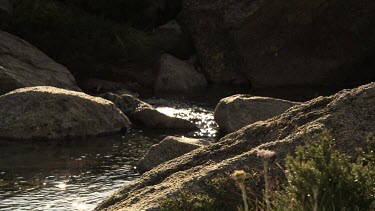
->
[154,101,218,138]
[0,98,217,210]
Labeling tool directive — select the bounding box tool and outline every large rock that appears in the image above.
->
[152,20,193,59]
[100,92,197,130]
[0,30,81,95]
[0,86,130,140]
[214,95,299,133]
[96,83,375,210]
[177,0,251,84]
[179,0,375,88]
[137,136,211,173]
[154,54,207,93]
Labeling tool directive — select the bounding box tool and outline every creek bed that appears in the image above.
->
[0,98,218,211]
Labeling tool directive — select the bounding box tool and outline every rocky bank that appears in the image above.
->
[96,83,375,210]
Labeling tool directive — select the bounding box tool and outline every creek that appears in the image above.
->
[0,97,218,211]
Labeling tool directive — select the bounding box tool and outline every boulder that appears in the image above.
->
[0,86,130,140]
[152,20,193,59]
[154,54,207,93]
[0,30,81,95]
[96,82,375,210]
[178,0,375,89]
[137,136,211,173]
[100,92,197,130]
[214,95,299,133]
[177,0,250,84]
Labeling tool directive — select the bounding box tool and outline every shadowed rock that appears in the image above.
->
[152,21,193,59]
[214,95,299,133]
[137,136,211,173]
[0,86,130,140]
[155,54,207,93]
[179,0,375,88]
[96,82,375,210]
[0,30,80,95]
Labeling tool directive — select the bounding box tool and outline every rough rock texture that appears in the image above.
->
[0,86,130,140]
[0,30,81,95]
[96,83,375,210]
[152,20,193,59]
[214,95,299,133]
[100,92,197,130]
[179,0,375,88]
[155,54,207,93]
[137,136,211,173]
[177,0,254,84]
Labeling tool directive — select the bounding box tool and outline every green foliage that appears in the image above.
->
[159,171,264,211]
[273,132,375,211]
[160,191,217,211]
[0,0,161,79]
[160,132,374,211]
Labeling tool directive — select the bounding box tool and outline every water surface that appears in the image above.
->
[0,98,217,210]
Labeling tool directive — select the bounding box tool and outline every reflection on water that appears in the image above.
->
[146,98,218,139]
[0,98,217,210]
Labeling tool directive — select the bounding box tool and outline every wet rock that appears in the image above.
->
[214,95,299,133]
[0,86,130,140]
[96,82,375,210]
[154,54,207,93]
[152,20,193,59]
[179,0,375,89]
[100,92,197,130]
[137,136,211,173]
[0,30,81,95]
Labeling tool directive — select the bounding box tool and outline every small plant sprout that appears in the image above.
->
[231,170,249,211]
[257,149,276,211]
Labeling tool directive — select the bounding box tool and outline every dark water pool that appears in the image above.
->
[0,99,218,210]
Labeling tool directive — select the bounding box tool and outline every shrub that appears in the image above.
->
[159,132,374,211]
[273,132,375,211]
[160,191,217,211]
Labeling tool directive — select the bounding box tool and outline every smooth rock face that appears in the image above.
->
[0,86,130,140]
[137,136,211,173]
[155,54,207,93]
[179,0,375,88]
[100,92,197,130]
[0,30,80,95]
[96,83,375,211]
[214,95,299,133]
